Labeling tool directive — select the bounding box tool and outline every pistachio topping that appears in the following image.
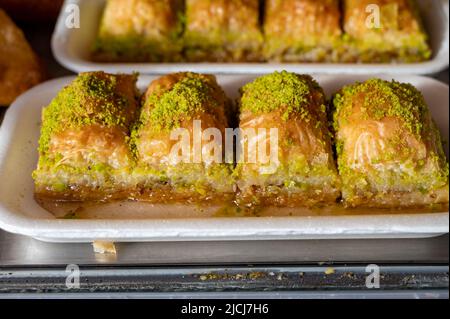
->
[333,78,427,136]
[38,72,137,156]
[239,71,324,121]
[139,73,219,132]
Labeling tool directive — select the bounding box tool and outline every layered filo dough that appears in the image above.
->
[93,0,183,62]
[263,0,342,62]
[342,0,431,63]
[33,72,140,201]
[235,72,341,207]
[333,79,449,208]
[184,0,263,62]
[131,72,235,203]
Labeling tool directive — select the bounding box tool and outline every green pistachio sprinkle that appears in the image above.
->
[333,78,427,136]
[139,73,219,132]
[239,71,324,121]
[38,72,137,156]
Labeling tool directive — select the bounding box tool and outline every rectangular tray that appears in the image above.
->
[0,74,448,243]
[52,0,450,75]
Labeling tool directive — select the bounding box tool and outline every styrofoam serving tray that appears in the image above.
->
[0,74,448,243]
[52,0,449,75]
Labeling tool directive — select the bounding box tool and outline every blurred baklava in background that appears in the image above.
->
[342,0,431,62]
[90,0,432,63]
[92,0,184,62]
[263,0,342,62]
[184,0,263,62]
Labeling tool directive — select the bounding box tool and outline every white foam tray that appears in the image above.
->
[52,0,449,75]
[0,74,448,243]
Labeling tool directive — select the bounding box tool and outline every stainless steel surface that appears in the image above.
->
[0,230,448,266]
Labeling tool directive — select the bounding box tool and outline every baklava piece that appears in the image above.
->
[92,0,183,62]
[131,72,235,203]
[235,71,341,207]
[0,9,45,106]
[333,79,449,208]
[33,72,140,201]
[263,0,342,62]
[342,0,431,62]
[184,0,263,62]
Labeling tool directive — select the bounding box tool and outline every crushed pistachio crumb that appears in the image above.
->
[333,78,427,136]
[139,73,219,132]
[38,72,137,156]
[239,71,324,121]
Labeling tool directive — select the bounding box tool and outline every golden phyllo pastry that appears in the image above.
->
[263,0,342,62]
[0,9,45,106]
[92,0,183,62]
[33,72,140,201]
[235,71,340,207]
[333,79,449,208]
[184,0,263,62]
[131,72,234,203]
[342,0,431,62]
